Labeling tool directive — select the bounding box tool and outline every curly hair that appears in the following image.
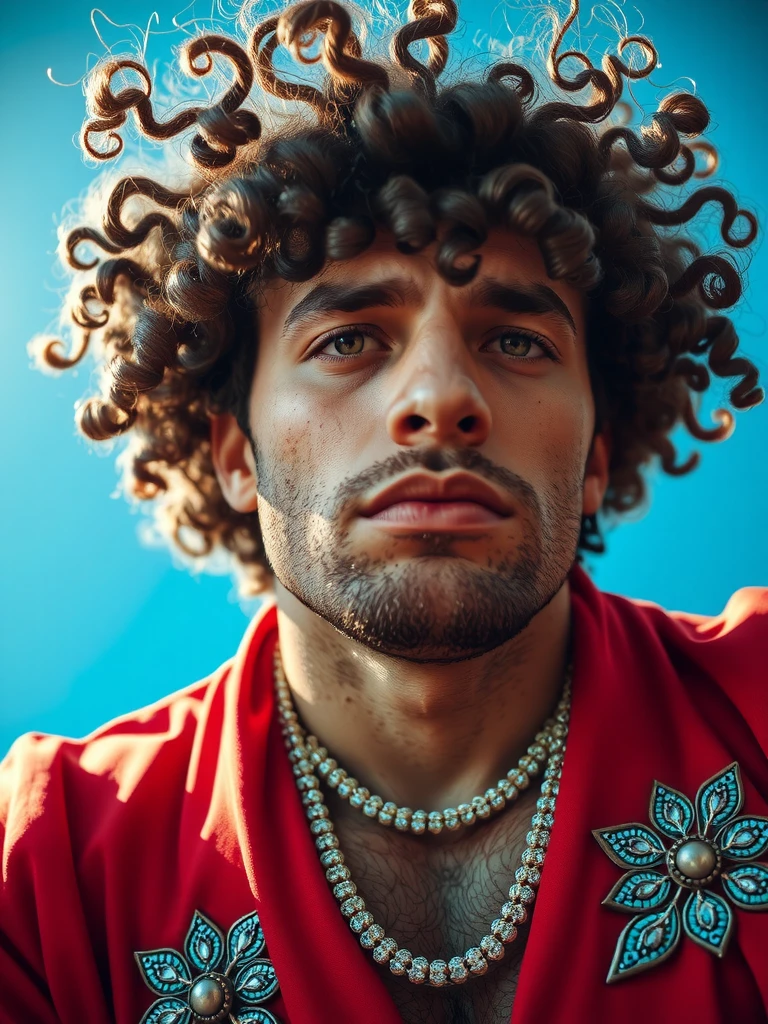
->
[34,0,762,595]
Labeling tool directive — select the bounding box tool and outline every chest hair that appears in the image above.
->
[330,788,541,1024]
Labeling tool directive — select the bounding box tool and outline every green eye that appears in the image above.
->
[499,333,533,357]
[331,331,366,355]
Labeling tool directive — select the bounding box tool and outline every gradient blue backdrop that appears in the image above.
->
[1,0,766,757]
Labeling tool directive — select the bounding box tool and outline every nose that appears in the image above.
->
[385,328,492,448]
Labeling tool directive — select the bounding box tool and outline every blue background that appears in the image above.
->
[1,0,766,757]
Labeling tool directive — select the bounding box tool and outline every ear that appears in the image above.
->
[582,429,611,517]
[209,412,259,513]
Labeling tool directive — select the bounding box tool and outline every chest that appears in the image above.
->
[331,794,541,1024]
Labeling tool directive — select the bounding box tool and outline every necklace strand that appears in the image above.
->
[275,646,571,986]
[273,648,570,835]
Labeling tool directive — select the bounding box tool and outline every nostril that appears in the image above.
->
[405,414,428,431]
[458,415,478,433]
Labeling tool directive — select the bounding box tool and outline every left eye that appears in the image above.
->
[486,332,551,360]
[322,330,369,356]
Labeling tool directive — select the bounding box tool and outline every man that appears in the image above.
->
[1,0,766,1022]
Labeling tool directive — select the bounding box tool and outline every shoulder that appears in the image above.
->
[0,665,228,853]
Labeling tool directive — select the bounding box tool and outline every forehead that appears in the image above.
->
[254,228,586,329]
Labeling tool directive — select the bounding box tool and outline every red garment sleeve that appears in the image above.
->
[0,732,113,1024]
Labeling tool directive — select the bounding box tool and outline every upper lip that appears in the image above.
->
[360,472,514,518]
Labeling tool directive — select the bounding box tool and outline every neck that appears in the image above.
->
[272,579,572,812]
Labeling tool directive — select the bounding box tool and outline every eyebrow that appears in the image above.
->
[281,273,578,339]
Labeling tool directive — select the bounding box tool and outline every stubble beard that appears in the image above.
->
[253,444,583,663]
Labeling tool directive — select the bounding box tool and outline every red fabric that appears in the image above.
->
[1,565,766,1024]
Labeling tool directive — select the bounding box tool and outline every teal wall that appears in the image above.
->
[1,0,766,756]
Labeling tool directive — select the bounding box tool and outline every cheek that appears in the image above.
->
[251,378,348,498]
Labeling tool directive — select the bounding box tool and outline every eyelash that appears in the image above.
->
[310,325,559,363]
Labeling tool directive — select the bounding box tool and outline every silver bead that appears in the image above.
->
[332,881,357,901]
[531,812,554,830]
[522,847,545,868]
[297,775,319,791]
[480,935,505,961]
[489,791,506,812]
[515,865,541,887]
[508,769,529,790]
[317,758,337,777]
[316,834,340,853]
[362,795,383,817]
[336,777,357,799]
[428,960,449,987]
[306,803,329,820]
[526,828,550,849]
[373,938,398,964]
[457,803,476,826]
[447,957,469,984]
[349,786,370,809]
[394,808,413,831]
[472,796,491,820]
[360,924,385,949]
[443,809,461,831]
[407,956,429,984]
[464,947,488,976]
[301,789,323,806]
[518,756,538,774]
[491,918,518,944]
[389,948,413,975]
[319,848,343,868]
[410,810,427,834]
[537,796,556,813]
[350,911,375,933]
[310,818,333,835]
[340,896,365,918]
[501,901,528,924]
[326,768,346,789]
[527,743,548,762]
[325,864,350,884]
[378,801,398,827]
[508,883,536,905]
[427,812,444,835]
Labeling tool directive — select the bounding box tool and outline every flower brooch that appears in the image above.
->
[593,762,768,983]
[135,910,281,1023]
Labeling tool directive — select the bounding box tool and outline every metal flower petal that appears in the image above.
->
[716,816,768,861]
[607,904,681,983]
[235,960,280,1005]
[184,910,225,973]
[696,762,743,836]
[721,863,768,909]
[235,1011,282,1024]
[134,949,192,995]
[682,890,733,957]
[138,997,191,1024]
[227,910,266,966]
[592,823,666,869]
[603,870,673,913]
[649,782,695,839]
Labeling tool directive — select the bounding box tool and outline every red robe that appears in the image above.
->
[1,564,767,1023]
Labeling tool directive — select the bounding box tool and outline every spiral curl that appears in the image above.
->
[37,0,762,593]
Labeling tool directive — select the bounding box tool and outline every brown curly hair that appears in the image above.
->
[35,0,762,595]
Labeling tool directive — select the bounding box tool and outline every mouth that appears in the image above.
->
[362,499,509,532]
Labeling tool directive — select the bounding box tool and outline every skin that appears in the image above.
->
[211,226,608,811]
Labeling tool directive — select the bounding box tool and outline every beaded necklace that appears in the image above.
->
[275,646,571,986]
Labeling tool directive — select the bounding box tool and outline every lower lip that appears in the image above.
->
[364,501,508,531]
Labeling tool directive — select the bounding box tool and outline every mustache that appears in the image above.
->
[334,447,542,517]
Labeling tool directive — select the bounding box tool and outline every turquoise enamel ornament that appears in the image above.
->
[135,909,281,1023]
[593,762,768,983]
